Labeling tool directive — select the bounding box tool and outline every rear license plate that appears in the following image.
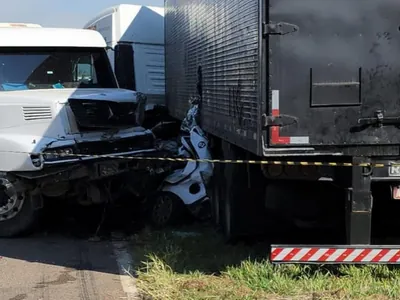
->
[389,163,400,176]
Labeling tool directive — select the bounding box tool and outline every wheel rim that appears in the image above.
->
[0,178,25,221]
[152,194,173,225]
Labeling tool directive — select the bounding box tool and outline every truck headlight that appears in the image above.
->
[43,147,75,161]
[30,154,42,168]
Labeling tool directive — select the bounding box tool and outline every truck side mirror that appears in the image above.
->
[114,43,136,91]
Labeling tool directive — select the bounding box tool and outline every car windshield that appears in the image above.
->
[0,47,117,91]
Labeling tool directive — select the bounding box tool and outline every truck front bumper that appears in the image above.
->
[14,148,168,183]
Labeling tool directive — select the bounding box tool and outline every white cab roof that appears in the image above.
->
[0,27,107,48]
[0,23,41,28]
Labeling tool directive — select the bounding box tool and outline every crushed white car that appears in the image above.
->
[146,96,214,227]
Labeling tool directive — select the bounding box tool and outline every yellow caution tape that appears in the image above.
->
[35,152,389,168]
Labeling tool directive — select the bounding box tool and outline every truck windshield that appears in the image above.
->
[0,47,117,91]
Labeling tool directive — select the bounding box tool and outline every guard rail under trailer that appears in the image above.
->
[270,157,400,265]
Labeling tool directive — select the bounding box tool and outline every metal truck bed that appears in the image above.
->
[165,0,261,154]
[165,0,400,157]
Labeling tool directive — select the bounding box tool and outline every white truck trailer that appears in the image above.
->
[84,4,165,111]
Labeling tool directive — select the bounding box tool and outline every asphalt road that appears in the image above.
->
[0,232,138,300]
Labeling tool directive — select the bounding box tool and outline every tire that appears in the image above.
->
[207,138,222,227]
[209,163,222,226]
[219,141,244,242]
[0,177,40,237]
[148,192,185,228]
[219,140,268,242]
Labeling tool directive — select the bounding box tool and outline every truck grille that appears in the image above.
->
[76,133,155,156]
[23,106,52,121]
[68,99,137,129]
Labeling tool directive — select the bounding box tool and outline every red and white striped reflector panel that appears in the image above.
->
[270,246,400,264]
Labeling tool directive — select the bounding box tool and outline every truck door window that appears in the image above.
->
[75,56,98,84]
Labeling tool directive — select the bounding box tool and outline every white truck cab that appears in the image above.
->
[0,23,42,28]
[84,4,165,111]
[0,25,157,237]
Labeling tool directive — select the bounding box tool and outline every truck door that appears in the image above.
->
[267,0,400,147]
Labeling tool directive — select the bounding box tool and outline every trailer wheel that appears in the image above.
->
[219,140,268,242]
[208,138,223,227]
[0,176,40,237]
[209,163,222,226]
[219,141,247,242]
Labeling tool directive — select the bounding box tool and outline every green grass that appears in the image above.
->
[129,225,400,300]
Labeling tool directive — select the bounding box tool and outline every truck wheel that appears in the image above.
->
[0,177,39,237]
[219,140,268,242]
[148,192,185,228]
[219,141,247,242]
[209,163,222,226]
[208,138,222,227]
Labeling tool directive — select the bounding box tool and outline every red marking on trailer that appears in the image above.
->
[282,248,301,261]
[331,249,350,261]
[388,250,400,263]
[270,246,400,264]
[272,109,279,117]
[353,249,372,262]
[319,249,335,261]
[299,247,318,261]
[372,249,389,262]
[270,90,309,145]
[310,248,331,261]
[382,250,398,262]
[270,247,283,260]
[333,248,352,262]
[271,127,290,144]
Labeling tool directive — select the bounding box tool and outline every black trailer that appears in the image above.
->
[164,0,400,263]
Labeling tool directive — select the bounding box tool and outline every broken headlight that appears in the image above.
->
[43,147,76,161]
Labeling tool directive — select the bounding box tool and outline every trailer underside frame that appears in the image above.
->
[270,155,400,264]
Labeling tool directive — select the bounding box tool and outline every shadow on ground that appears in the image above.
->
[0,198,145,276]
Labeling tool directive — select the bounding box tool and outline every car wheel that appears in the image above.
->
[149,192,185,228]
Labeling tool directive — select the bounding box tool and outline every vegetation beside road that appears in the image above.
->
[130,225,400,300]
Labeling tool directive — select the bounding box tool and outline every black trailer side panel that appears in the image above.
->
[165,0,262,155]
[269,0,400,148]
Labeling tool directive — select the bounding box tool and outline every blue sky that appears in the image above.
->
[0,0,163,28]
